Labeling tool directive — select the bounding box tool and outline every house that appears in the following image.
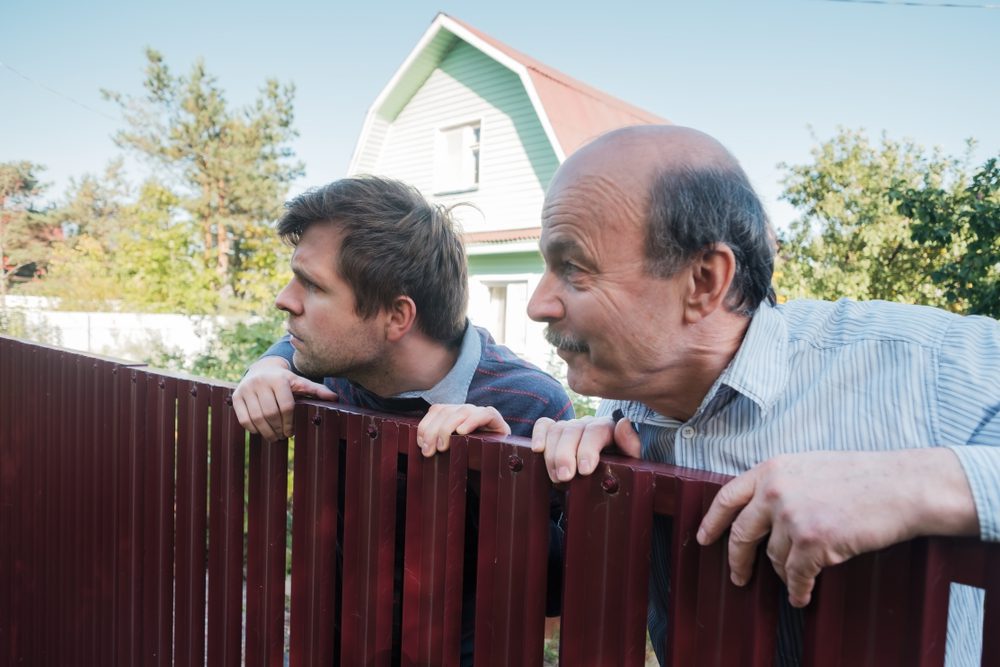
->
[348,13,668,369]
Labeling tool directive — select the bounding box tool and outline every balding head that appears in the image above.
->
[547,125,776,315]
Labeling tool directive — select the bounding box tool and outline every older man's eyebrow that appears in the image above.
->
[542,236,584,260]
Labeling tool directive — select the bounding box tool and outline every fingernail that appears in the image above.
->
[557,466,572,481]
[579,458,591,474]
[696,527,707,544]
[731,573,745,587]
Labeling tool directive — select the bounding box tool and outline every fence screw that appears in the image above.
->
[189,386,197,396]
[601,475,620,495]
[225,395,233,406]
[158,379,166,389]
[507,455,523,473]
[367,424,378,439]
[312,415,322,426]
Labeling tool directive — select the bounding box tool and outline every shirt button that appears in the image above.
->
[680,426,696,439]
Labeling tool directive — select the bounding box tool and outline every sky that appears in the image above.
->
[3,0,998,230]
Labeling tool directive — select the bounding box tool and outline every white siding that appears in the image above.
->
[372,41,559,233]
[353,116,389,174]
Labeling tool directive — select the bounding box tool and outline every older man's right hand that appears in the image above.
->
[232,356,338,442]
[531,415,642,483]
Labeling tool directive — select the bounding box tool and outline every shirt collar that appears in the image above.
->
[710,301,789,416]
[393,321,480,405]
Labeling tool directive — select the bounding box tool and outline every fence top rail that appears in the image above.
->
[0,333,150,367]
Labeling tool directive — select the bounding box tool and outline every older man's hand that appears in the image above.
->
[697,448,979,608]
[531,415,642,483]
[232,356,338,442]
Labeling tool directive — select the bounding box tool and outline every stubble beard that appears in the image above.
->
[291,335,384,383]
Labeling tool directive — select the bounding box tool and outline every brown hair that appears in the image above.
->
[277,176,468,344]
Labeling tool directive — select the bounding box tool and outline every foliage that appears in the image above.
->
[776,128,972,310]
[0,307,61,345]
[893,158,1000,318]
[184,308,286,382]
[45,160,129,251]
[102,48,303,307]
[1,161,51,294]
[545,350,598,418]
[29,177,230,313]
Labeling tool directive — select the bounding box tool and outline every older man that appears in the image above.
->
[523,125,999,665]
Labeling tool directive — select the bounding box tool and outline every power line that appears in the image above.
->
[0,58,301,179]
[819,0,999,8]
[0,59,120,123]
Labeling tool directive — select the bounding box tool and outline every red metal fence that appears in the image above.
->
[1,335,998,666]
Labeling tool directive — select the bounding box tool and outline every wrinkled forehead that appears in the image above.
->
[542,172,648,235]
[539,170,651,271]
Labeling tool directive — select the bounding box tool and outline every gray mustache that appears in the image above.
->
[544,327,590,353]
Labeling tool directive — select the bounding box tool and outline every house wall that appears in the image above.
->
[352,37,563,375]
[370,40,559,234]
[353,116,390,174]
[466,253,554,371]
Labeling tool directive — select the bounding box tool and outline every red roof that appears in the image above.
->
[446,15,669,157]
[463,227,542,245]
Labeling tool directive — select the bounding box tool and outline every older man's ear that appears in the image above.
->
[683,244,737,324]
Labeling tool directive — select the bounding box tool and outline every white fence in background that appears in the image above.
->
[1,295,222,364]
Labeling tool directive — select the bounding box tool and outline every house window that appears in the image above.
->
[435,122,480,193]
[486,281,527,352]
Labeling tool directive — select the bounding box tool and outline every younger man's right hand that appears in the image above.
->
[232,356,338,442]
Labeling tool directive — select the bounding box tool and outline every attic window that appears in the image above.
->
[435,122,480,194]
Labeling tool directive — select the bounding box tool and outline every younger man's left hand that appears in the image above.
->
[416,404,510,457]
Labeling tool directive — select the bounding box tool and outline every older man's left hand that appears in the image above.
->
[696,448,979,608]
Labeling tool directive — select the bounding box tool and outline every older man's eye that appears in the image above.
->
[559,261,580,276]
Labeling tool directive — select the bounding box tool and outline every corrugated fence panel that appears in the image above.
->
[140,371,177,666]
[341,414,402,666]
[206,387,246,667]
[245,432,288,667]
[175,379,210,667]
[0,339,14,667]
[401,424,469,666]
[665,471,778,667]
[559,461,654,667]
[289,404,341,667]
[473,438,550,667]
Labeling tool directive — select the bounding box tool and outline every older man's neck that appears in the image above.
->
[644,311,751,421]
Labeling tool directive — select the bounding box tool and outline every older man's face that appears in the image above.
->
[527,166,690,401]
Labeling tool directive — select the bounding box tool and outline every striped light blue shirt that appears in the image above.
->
[600,298,1000,666]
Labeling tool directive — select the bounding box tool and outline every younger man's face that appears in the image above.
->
[275,223,386,380]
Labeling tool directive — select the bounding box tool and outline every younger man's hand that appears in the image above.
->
[232,356,338,442]
[416,404,510,457]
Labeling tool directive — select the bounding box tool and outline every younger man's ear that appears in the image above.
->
[684,244,736,323]
[385,296,417,342]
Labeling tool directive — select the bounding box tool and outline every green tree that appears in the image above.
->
[1,161,49,304]
[103,49,302,307]
[893,158,1000,318]
[46,160,129,252]
[37,178,223,313]
[776,128,970,309]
